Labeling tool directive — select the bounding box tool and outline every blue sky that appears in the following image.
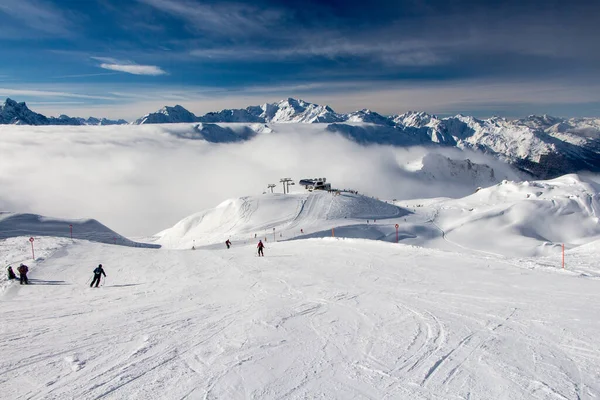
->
[0,0,599,120]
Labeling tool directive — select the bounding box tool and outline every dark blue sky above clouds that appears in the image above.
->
[0,0,599,120]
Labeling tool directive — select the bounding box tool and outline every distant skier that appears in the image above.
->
[257,240,265,257]
[225,239,231,249]
[90,264,106,288]
[17,264,29,285]
[7,266,16,280]
[300,229,304,234]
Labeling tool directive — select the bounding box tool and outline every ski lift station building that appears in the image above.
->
[299,178,331,191]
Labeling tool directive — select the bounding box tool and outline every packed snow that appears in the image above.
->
[1,234,599,399]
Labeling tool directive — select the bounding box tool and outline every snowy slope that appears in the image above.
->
[1,237,599,399]
[0,212,159,248]
[156,173,600,258]
[156,192,406,249]
[402,173,600,257]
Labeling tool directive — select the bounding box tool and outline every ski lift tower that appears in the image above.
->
[280,178,293,194]
[287,181,295,193]
[267,184,276,193]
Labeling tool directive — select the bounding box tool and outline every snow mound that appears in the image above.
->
[0,212,159,248]
[156,192,406,249]
[431,174,600,256]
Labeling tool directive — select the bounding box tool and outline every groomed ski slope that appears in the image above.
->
[157,174,600,258]
[156,191,406,249]
[1,238,599,399]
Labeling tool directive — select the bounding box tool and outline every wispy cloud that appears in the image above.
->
[190,39,444,66]
[0,0,72,36]
[100,63,167,76]
[0,88,117,100]
[137,0,283,37]
[92,57,167,76]
[53,72,120,79]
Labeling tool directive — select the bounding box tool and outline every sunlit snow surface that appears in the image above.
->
[1,174,599,399]
[1,238,599,399]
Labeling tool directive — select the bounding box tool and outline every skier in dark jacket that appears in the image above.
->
[90,264,106,288]
[257,240,265,257]
[7,266,16,280]
[17,264,29,285]
[225,239,231,249]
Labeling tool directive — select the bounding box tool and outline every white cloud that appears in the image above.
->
[0,124,519,237]
[99,63,167,76]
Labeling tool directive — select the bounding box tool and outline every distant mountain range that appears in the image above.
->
[3,97,600,179]
[0,98,127,126]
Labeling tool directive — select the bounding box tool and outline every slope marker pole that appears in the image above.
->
[562,243,565,269]
[29,237,35,260]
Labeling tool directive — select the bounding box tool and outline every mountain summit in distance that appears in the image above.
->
[0,98,128,126]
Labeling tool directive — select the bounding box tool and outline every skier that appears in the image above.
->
[257,240,265,257]
[7,266,16,280]
[90,264,106,288]
[17,264,29,285]
[225,239,231,249]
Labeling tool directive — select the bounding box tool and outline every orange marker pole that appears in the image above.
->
[332,228,335,237]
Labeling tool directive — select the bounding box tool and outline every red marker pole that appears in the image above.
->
[69,224,73,239]
[395,224,399,243]
[29,237,35,260]
[113,237,116,245]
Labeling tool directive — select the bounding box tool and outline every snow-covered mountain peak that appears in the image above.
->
[0,97,128,125]
[392,111,437,128]
[266,98,343,123]
[135,104,198,124]
[345,109,394,125]
[0,97,49,125]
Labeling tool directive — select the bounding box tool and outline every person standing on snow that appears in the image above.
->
[7,266,16,280]
[90,264,106,288]
[257,240,265,257]
[17,264,29,285]
[225,239,231,249]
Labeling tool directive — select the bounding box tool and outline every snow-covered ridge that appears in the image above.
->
[0,98,127,125]
[131,98,600,178]
[3,96,600,179]
[0,212,159,248]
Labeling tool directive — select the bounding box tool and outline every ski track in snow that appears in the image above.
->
[1,237,599,399]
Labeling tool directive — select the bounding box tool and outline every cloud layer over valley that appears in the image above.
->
[0,124,522,236]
